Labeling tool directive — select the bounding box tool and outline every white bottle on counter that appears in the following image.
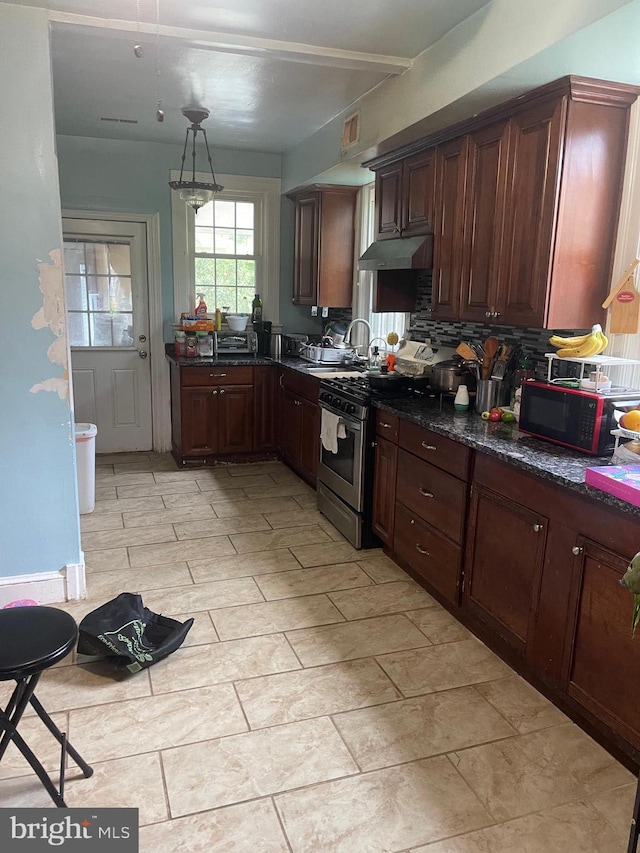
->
[454,384,470,411]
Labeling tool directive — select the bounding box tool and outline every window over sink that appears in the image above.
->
[353,183,410,352]
[171,173,281,324]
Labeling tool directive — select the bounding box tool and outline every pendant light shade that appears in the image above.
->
[169,107,224,212]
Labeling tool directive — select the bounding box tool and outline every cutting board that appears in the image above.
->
[603,258,640,334]
[610,284,640,334]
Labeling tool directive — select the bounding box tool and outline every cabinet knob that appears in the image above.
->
[410,519,415,525]
[421,442,437,451]
[380,422,392,429]
[494,311,501,318]
[533,523,543,532]
[211,389,218,395]
[219,388,225,395]
[419,487,434,498]
[415,543,430,556]
[371,441,377,448]
[485,311,492,318]
[571,546,583,555]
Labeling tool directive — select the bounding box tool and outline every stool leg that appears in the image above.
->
[30,694,93,778]
[0,708,66,807]
[628,775,640,853]
[0,674,39,760]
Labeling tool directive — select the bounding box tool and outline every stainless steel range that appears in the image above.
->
[317,375,380,549]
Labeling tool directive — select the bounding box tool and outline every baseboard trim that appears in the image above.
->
[0,554,87,606]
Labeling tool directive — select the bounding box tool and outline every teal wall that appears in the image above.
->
[57,135,322,336]
[0,5,80,578]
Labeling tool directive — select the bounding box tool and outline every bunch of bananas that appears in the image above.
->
[549,324,608,358]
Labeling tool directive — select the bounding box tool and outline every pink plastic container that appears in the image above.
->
[585,465,640,508]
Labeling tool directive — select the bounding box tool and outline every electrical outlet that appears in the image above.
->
[321,307,329,318]
[311,306,318,317]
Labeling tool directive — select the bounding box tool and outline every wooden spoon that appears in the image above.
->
[482,336,499,379]
[456,342,478,361]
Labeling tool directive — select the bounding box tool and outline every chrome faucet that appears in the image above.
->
[343,318,372,355]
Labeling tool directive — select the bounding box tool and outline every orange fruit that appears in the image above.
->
[620,410,640,432]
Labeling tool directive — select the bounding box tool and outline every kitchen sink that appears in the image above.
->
[301,365,364,375]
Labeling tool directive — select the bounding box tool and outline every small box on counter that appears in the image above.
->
[585,464,640,508]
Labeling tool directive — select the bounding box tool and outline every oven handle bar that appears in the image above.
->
[319,401,362,430]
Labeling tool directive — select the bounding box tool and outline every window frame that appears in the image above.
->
[171,172,281,324]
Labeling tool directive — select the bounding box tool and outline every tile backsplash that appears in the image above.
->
[328,271,589,379]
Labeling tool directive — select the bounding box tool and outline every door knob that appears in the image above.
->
[138,350,148,359]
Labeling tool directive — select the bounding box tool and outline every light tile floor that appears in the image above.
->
[1,454,636,851]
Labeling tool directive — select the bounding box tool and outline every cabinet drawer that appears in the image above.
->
[281,367,320,403]
[399,420,470,480]
[181,366,253,387]
[394,503,461,604]
[375,409,399,442]
[396,449,466,544]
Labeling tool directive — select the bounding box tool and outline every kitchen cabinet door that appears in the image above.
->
[460,120,510,323]
[290,186,358,307]
[217,385,254,455]
[401,149,436,237]
[281,389,301,467]
[375,162,403,239]
[254,365,276,452]
[293,194,319,305]
[372,436,398,545]
[565,538,640,751]
[497,97,564,326]
[180,387,218,456]
[431,137,468,321]
[465,483,547,652]
[299,397,319,485]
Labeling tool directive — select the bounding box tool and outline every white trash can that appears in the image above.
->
[75,423,98,514]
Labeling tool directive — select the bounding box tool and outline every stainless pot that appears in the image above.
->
[430,359,466,393]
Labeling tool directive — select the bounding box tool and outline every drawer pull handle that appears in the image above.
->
[415,543,430,556]
[419,487,434,498]
[380,422,393,429]
[210,373,227,377]
[421,442,437,451]
[533,523,543,532]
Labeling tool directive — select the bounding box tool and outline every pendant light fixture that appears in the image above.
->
[169,107,224,212]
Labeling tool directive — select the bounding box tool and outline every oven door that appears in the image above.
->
[318,403,366,511]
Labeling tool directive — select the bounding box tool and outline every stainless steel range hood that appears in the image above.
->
[357,234,433,271]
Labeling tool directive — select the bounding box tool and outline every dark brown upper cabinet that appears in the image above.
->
[365,76,638,328]
[374,149,436,240]
[288,185,358,308]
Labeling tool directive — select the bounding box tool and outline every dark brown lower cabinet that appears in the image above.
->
[253,365,276,452]
[372,436,397,545]
[180,388,217,456]
[465,483,547,652]
[281,389,318,486]
[393,503,461,604]
[565,539,640,752]
[217,385,253,454]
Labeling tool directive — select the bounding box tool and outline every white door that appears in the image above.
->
[63,218,153,453]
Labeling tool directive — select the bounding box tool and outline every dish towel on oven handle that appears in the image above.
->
[320,408,347,454]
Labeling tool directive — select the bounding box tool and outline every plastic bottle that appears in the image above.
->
[252,294,263,323]
[214,307,222,331]
[195,293,208,318]
[454,384,470,411]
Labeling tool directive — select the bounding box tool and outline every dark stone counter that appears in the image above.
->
[373,395,640,519]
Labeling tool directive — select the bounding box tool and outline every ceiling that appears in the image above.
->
[6,0,494,152]
[6,0,640,166]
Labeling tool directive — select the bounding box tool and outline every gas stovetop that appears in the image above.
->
[319,375,437,418]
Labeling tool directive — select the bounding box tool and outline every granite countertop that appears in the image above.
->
[373,396,640,519]
[165,352,329,372]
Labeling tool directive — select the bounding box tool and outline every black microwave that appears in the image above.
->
[519,380,640,455]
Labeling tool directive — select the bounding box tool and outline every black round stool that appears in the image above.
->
[0,606,93,806]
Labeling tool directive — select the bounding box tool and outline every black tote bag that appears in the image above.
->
[77,593,194,673]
